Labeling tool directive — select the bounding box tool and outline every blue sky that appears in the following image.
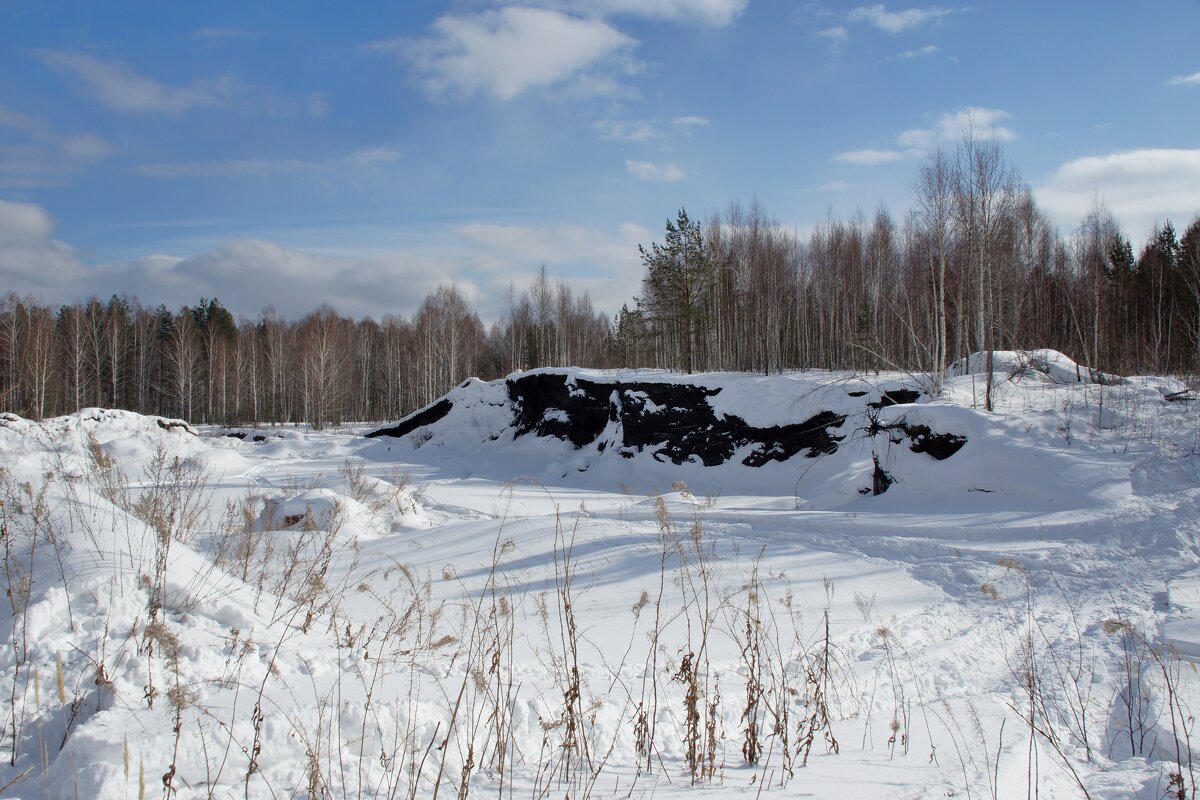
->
[2,0,1199,322]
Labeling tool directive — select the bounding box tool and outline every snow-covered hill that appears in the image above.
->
[1,352,1197,799]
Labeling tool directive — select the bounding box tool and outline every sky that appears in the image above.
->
[2,0,1199,324]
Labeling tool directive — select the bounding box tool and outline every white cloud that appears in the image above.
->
[0,199,55,243]
[1036,149,1200,240]
[93,241,468,321]
[596,119,660,141]
[836,106,1015,166]
[847,4,955,33]
[672,115,710,129]
[0,103,113,159]
[817,25,849,41]
[833,148,907,165]
[893,44,938,59]
[0,199,648,322]
[374,8,635,101]
[136,147,401,178]
[596,115,709,142]
[1166,71,1200,87]
[0,102,113,186]
[0,214,470,321]
[0,201,87,296]
[626,159,686,182]
[897,107,1015,150]
[595,0,747,26]
[454,221,649,315]
[37,50,230,114]
[528,0,747,27]
[59,133,113,159]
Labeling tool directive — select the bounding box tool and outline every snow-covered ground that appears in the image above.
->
[1,351,1198,799]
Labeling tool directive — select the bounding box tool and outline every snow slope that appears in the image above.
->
[1,353,1197,799]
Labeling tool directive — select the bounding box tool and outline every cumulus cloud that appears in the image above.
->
[1166,70,1200,87]
[0,215,473,321]
[454,221,649,315]
[847,4,955,33]
[37,50,231,114]
[626,159,686,182]
[372,7,635,101]
[0,199,56,243]
[0,201,88,297]
[1035,149,1200,240]
[0,199,647,322]
[835,106,1015,166]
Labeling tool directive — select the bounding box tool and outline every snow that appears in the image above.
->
[1,352,1198,799]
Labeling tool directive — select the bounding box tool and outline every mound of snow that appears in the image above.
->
[948,348,1116,385]
[369,369,919,465]
[364,370,959,506]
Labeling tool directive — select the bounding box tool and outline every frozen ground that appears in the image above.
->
[1,350,1198,799]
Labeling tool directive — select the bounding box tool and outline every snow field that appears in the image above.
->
[1,354,1198,799]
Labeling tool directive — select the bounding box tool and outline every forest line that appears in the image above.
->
[2,137,1198,426]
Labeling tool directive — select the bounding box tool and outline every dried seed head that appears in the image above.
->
[55,653,66,704]
[631,590,650,616]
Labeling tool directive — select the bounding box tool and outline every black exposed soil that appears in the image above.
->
[876,420,967,460]
[872,454,894,495]
[366,372,968,473]
[366,398,454,439]
[869,389,922,409]
[505,372,846,467]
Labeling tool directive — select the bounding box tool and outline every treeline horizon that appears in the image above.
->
[2,136,1198,426]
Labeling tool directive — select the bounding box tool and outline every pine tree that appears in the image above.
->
[637,208,714,373]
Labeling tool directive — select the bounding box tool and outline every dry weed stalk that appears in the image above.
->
[1104,617,1196,800]
[795,607,841,767]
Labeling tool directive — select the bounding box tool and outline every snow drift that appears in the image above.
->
[2,351,1197,800]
